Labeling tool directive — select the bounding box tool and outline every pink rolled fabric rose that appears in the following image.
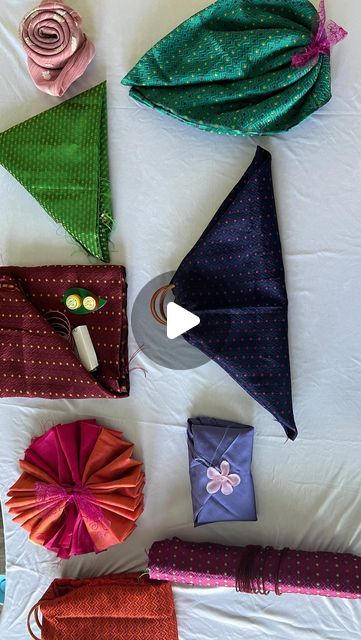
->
[20,1,95,96]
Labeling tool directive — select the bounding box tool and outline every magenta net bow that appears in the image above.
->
[35,482,107,524]
[292,0,347,68]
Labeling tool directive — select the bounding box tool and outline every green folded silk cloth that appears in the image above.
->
[0,82,113,262]
[122,0,347,136]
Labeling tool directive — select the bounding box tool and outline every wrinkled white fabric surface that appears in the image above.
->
[0,1,360,638]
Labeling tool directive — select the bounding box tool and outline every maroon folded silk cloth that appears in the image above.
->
[0,265,128,398]
[148,539,361,600]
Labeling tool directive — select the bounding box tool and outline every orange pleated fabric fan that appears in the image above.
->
[6,420,145,558]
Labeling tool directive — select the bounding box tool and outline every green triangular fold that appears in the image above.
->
[0,82,113,262]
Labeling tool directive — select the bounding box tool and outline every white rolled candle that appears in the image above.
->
[72,325,99,373]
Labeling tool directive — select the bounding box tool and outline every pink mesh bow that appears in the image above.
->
[35,482,106,524]
[292,0,347,69]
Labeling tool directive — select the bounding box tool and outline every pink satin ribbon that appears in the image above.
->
[20,1,95,96]
[292,0,347,69]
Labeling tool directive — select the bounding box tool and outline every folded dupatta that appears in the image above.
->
[170,147,297,439]
[27,574,178,640]
[149,539,361,600]
[187,417,257,526]
[0,83,113,262]
[0,265,128,398]
[7,420,144,559]
[122,0,347,137]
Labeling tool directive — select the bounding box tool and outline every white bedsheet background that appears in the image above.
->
[0,1,361,638]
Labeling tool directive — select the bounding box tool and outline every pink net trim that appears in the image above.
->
[35,481,106,524]
[292,0,347,69]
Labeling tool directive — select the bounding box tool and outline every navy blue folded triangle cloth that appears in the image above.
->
[172,147,297,440]
[187,417,257,526]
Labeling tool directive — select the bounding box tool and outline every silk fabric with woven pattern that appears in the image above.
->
[171,147,297,439]
[7,420,144,558]
[0,265,129,398]
[0,83,113,261]
[28,574,178,640]
[149,539,361,600]
[122,0,338,136]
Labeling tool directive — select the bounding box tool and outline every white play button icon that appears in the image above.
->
[166,302,200,340]
[133,271,209,369]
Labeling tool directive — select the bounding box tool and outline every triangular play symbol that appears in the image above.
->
[166,302,200,340]
[0,82,113,262]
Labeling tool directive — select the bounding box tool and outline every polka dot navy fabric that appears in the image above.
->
[172,147,297,439]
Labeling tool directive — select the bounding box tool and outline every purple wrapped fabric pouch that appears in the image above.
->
[187,417,257,527]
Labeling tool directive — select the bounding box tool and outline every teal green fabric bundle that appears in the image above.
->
[122,0,347,136]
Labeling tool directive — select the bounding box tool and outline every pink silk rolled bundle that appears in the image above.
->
[20,1,95,96]
[148,539,361,600]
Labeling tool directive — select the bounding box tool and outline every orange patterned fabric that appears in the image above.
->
[7,420,145,558]
[27,574,178,640]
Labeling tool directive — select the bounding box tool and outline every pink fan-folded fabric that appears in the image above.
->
[7,420,145,558]
[20,1,95,96]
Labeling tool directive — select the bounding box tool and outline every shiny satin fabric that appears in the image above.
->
[7,420,144,558]
[0,83,113,262]
[148,539,361,600]
[172,147,297,439]
[0,264,129,399]
[187,417,257,526]
[20,1,95,97]
[27,574,178,640]
[122,0,346,137]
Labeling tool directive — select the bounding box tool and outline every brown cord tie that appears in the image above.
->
[274,547,289,596]
[235,546,289,596]
[27,603,42,640]
[236,545,263,594]
[236,545,272,596]
[150,284,175,325]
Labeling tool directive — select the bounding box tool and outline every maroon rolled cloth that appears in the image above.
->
[148,539,361,600]
[0,265,128,398]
